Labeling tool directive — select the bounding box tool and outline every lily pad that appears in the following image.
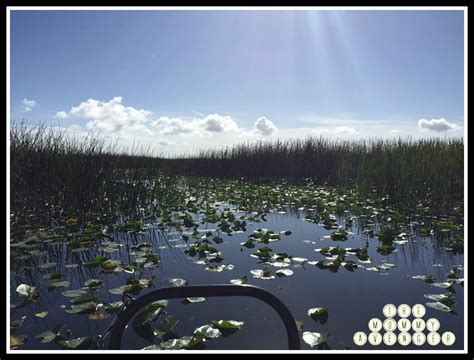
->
[160,335,205,350]
[250,269,275,280]
[194,324,221,339]
[16,284,37,299]
[425,302,454,313]
[169,277,187,287]
[35,311,49,319]
[230,276,248,285]
[412,275,436,284]
[185,297,206,303]
[154,315,179,338]
[65,301,98,314]
[58,337,93,349]
[431,282,454,289]
[84,279,103,288]
[308,307,329,324]
[276,269,294,277]
[62,289,87,298]
[424,293,455,305]
[302,331,331,348]
[38,262,57,269]
[83,255,108,268]
[47,281,70,291]
[211,319,244,330]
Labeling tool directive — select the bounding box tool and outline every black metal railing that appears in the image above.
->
[108,284,301,350]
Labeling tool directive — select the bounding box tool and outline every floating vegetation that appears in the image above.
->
[275,269,294,277]
[211,319,245,330]
[376,245,396,256]
[302,331,331,348]
[35,311,49,319]
[230,276,248,285]
[425,302,455,313]
[16,284,37,299]
[250,269,275,280]
[412,275,436,284]
[307,307,329,324]
[330,229,348,241]
[153,315,179,338]
[8,125,464,350]
[169,278,187,287]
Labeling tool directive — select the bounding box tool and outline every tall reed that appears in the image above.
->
[10,123,463,221]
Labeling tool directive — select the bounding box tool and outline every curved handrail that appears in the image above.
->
[108,284,300,350]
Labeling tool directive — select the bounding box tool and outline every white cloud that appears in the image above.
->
[22,98,39,112]
[254,116,278,135]
[57,97,152,133]
[54,111,69,119]
[202,114,239,133]
[390,129,404,133]
[333,126,359,134]
[152,117,196,135]
[418,118,459,132]
[152,113,239,136]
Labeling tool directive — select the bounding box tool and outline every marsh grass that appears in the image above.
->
[10,123,169,226]
[10,123,463,226]
[166,137,463,212]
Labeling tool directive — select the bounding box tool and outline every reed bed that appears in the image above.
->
[10,123,463,222]
[165,137,463,212]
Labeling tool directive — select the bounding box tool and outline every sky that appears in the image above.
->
[9,8,465,156]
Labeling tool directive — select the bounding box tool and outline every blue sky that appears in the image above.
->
[9,9,465,155]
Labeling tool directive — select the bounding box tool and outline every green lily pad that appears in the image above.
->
[211,319,244,330]
[65,301,98,314]
[35,311,49,319]
[84,279,103,288]
[194,325,221,339]
[308,307,329,324]
[104,301,124,314]
[185,297,206,303]
[58,337,93,349]
[38,262,57,269]
[83,256,108,268]
[230,276,248,285]
[16,284,37,298]
[302,331,331,347]
[169,277,187,287]
[62,289,87,297]
[412,275,436,283]
[276,269,294,277]
[425,302,454,313]
[47,281,70,291]
[154,315,179,338]
[250,268,275,280]
[160,335,205,350]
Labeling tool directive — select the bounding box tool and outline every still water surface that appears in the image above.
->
[10,208,464,350]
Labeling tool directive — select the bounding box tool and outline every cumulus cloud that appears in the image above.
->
[55,97,152,133]
[202,114,239,132]
[254,116,278,136]
[22,98,39,112]
[152,117,196,135]
[418,118,459,132]
[152,113,239,136]
[55,111,69,119]
[333,126,359,134]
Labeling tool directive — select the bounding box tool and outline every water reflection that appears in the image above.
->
[10,209,464,350]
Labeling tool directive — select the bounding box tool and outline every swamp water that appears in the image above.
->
[10,205,464,350]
